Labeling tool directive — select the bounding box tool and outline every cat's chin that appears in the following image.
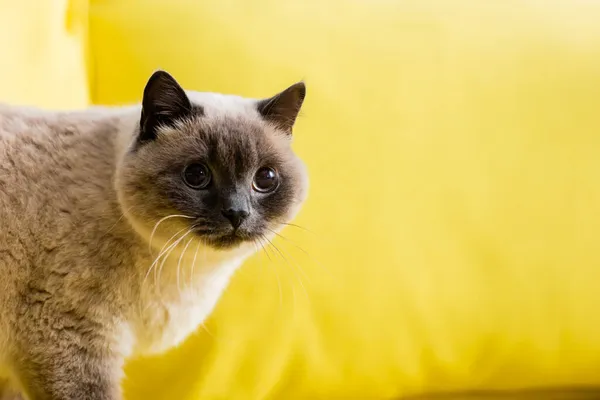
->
[198,229,264,251]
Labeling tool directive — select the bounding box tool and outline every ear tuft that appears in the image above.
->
[139,70,192,142]
[257,82,306,134]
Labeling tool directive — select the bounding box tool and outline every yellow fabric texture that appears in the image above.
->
[3,0,600,398]
[0,0,89,109]
[89,1,600,398]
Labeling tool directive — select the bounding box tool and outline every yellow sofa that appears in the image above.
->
[2,0,600,398]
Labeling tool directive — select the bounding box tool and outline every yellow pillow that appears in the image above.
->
[0,0,89,109]
[90,1,600,398]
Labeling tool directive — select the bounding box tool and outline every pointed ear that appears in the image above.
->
[139,70,192,142]
[257,82,306,134]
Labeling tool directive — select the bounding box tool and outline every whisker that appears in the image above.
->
[257,235,273,262]
[104,205,134,236]
[250,238,268,289]
[149,214,194,255]
[177,237,194,293]
[276,222,315,234]
[257,235,283,307]
[265,229,311,271]
[143,227,188,286]
[151,228,189,286]
[188,240,201,288]
[156,228,194,292]
[265,227,333,278]
[199,322,216,340]
[263,235,309,301]
[251,239,260,255]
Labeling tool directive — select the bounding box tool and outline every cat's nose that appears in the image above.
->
[222,208,249,229]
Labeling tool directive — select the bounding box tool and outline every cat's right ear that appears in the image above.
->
[139,70,192,143]
[257,82,306,134]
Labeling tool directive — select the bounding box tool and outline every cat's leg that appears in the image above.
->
[13,343,122,400]
[11,306,123,400]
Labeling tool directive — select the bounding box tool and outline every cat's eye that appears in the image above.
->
[253,167,279,193]
[182,163,211,189]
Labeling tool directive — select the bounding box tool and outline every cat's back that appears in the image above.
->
[0,104,92,237]
[0,105,119,252]
[0,102,133,141]
[0,103,126,216]
[0,102,139,243]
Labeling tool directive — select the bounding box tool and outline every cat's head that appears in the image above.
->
[117,71,308,252]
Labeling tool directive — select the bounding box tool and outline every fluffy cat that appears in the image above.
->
[0,71,308,399]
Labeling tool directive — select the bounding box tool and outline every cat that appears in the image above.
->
[0,70,308,400]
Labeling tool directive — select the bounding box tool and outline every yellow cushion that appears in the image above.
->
[89,1,600,398]
[0,0,89,109]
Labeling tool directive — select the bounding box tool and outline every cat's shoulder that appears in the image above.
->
[0,102,49,121]
[0,102,139,121]
[0,103,138,141]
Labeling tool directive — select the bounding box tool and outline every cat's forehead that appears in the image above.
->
[185,90,259,119]
[184,90,286,149]
[191,115,265,166]
[152,92,288,170]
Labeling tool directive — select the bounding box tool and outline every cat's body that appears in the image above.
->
[0,72,307,399]
[0,103,242,359]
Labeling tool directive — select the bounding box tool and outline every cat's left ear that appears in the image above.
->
[139,70,192,142]
[257,82,306,134]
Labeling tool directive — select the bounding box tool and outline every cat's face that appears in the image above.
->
[117,71,308,251]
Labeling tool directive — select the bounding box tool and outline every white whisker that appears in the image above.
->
[149,214,194,255]
[177,237,194,293]
[257,235,283,307]
[263,235,309,301]
[189,240,201,288]
[143,227,188,286]
[156,229,194,292]
[275,221,315,235]
[266,226,333,279]
[105,205,134,236]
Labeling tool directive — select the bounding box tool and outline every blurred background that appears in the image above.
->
[2,0,600,399]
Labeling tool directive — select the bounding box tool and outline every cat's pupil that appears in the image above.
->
[253,167,278,193]
[183,163,211,189]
